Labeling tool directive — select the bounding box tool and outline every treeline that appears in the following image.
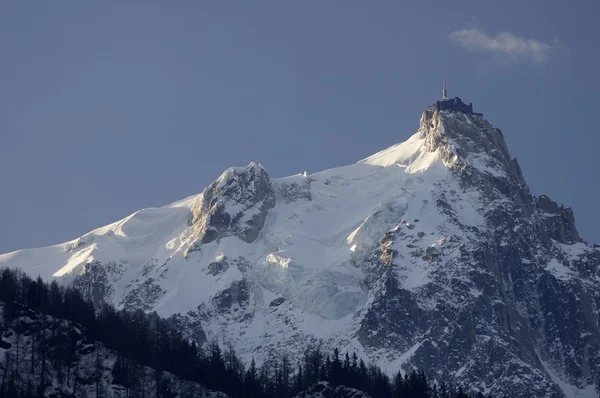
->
[0,267,493,397]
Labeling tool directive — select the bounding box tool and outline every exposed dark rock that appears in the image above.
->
[277,177,312,203]
[269,297,286,307]
[537,194,581,243]
[234,257,251,273]
[121,278,164,311]
[207,257,230,276]
[168,312,208,345]
[73,261,112,306]
[212,279,251,313]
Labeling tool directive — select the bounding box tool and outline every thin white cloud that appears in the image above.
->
[449,28,557,63]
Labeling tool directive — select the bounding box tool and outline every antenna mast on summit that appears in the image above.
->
[442,82,448,100]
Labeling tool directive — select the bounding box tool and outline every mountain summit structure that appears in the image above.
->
[436,83,482,116]
[1,93,599,397]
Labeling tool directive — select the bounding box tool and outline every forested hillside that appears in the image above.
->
[0,268,493,397]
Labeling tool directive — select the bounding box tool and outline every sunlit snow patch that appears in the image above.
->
[545,258,574,281]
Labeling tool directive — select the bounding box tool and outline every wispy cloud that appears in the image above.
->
[449,28,558,63]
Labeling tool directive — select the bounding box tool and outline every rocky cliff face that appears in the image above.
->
[537,194,581,244]
[2,101,599,398]
[357,107,600,397]
[189,162,276,245]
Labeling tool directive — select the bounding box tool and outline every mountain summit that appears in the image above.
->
[2,95,599,397]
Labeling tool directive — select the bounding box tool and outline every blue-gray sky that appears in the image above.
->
[1,1,599,253]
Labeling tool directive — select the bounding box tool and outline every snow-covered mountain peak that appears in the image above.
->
[360,104,446,170]
[360,104,521,187]
[2,98,600,397]
[213,161,266,189]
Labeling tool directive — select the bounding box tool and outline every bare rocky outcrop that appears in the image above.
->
[211,279,251,312]
[121,278,164,311]
[537,194,581,244]
[207,256,230,276]
[276,176,312,203]
[73,261,113,306]
[189,162,276,244]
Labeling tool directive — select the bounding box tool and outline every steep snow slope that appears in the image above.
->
[2,102,600,398]
[0,126,453,319]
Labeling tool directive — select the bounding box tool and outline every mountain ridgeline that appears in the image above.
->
[1,98,599,397]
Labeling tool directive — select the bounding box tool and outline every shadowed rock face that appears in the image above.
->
[207,257,230,276]
[537,194,581,244]
[167,312,208,346]
[189,162,276,244]
[121,278,164,311]
[212,279,251,312]
[73,261,112,306]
